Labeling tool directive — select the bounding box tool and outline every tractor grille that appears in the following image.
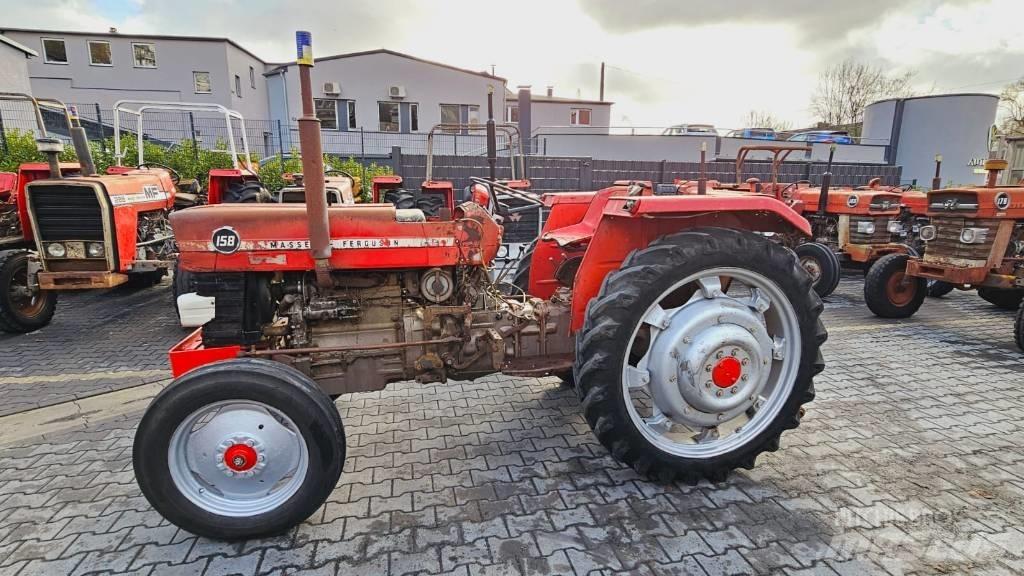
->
[924,216,1000,262]
[849,216,892,244]
[27,185,105,241]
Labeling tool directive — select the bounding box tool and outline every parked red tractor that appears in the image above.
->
[132,32,827,540]
[864,159,1024,349]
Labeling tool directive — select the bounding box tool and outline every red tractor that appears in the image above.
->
[864,159,1024,348]
[0,93,181,333]
[132,33,827,540]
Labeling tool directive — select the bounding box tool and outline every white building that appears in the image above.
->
[0,34,35,96]
[507,87,613,136]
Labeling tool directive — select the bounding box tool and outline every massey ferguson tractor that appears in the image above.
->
[0,93,181,333]
[131,32,827,540]
[864,159,1024,348]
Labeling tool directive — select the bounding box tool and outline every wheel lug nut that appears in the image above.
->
[705,381,712,388]
[705,365,712,372]
[731,349,738,356]
[730,387,738,394]
[741,359,749,366]
[742,375,749,381]
[716,352,723,359]
[716,390,723,397]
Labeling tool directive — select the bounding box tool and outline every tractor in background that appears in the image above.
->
[864,159,1024,350]
[132,32,826,541]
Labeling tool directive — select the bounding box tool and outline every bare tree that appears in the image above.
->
[741,110,791,131]
[811,60,917,132]
[1000,79,1024,135]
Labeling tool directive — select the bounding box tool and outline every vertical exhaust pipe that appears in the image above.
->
[697,141,707,195]
[931,154,942,190]
[295,31,333,288]
[486,86,497,182]
[67,105,97,176]
[817,144,836,217]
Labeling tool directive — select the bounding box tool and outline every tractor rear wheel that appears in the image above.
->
[574,228,825,483]
[977,287,1024,310]
[133,359,345,540]
[125,269,166,289]
[0,250,57,334]
[864,253,926,318]
[795,242,839,298]
[927,280,955,298]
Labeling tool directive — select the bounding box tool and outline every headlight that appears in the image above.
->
[887,221,904,234]
[960,227,989,244]
[856,221,876,234]
[86,242,104,258]
[46,243,66,258]
[919,225,936,241]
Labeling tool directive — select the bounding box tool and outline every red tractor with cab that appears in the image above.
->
[864,159,1024,349]
[132,32,828,540]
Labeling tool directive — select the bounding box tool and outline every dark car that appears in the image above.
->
[787,130,853,144]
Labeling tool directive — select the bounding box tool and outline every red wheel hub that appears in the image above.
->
[223,444,258,472]
[711,357,742,388]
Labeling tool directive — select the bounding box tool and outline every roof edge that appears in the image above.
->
[0,33,37,56]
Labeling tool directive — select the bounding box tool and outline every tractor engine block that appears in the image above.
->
[194,265,573,397]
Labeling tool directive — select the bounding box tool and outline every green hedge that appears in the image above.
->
[0,130,392,195]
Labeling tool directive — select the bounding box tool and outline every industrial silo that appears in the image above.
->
[862,93,998,189]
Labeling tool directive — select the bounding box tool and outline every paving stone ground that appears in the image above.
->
[0,275,1023,575]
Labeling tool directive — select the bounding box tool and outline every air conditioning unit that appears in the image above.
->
[389,85,406,99]
[323,82,341,96]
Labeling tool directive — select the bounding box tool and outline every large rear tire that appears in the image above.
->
[864,253,926,318]
[574,228,825,482]
[977,287,1024,311]
[795,242,839,298]
[0,250,57,334]
[133,359,345,540]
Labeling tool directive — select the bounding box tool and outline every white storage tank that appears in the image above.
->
[862,93,998,189]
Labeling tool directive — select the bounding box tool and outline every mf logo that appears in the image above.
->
[943,198,960,210]
[846,195,858,208]
[995,192,1010,211]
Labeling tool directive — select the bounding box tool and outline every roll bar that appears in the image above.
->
[112,100,251,170]
[425,123,525,182]
[0,92,74,136]
[734,144,811,199]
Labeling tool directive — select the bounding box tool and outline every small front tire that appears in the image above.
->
[864,253,926,318]
[794,242,839,298]
[0,250,57,334]
[133,359,345,540]
[977,287,1024,311]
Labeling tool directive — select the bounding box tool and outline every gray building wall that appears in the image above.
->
[0,29,257,114]
[267,51,505,136]
[0,38,33,95]
[529,100,612,135]
[863,93,999,188]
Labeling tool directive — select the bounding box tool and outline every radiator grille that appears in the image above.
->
[924,216,1000,262]
[27,185,105,241]
[849,216,893,244]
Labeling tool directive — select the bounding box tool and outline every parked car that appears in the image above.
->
[662,124,717,136]
[726,128,778,140]
[788,130,854,144]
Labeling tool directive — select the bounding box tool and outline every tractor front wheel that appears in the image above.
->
[0,250,57,334]
[864,253,926,318]
[574,228,825,482]
[794,242,840,298]
[927,280,955,298]
[977,287,1024,311]
[133,359,345,540]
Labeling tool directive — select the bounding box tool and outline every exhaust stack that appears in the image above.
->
[931,154,942,190]
[295,31,333,288]
[67,105,97,176]
[817,145,836,217]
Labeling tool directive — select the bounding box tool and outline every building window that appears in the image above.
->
[193,71,212,94]
[87,41,112,66]
[249,66,256,89]
[506,105,519,123]
[314,99,339,130]
[379,102,400,132]
[132,42,157,68]
[234,75,243,97]
[570,108,592,126]
[467,105,480,125]
[347,101,357,130]
[440,104,460,126]
[41,38,67,64]
[410,103,419,132]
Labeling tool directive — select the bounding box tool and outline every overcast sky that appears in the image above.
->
[5,0,1021,129]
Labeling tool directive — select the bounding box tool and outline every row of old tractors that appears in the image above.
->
[2,32,1021,541]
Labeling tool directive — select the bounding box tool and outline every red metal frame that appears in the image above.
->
[170,328,241,377]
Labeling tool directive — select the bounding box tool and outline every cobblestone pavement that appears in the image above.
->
[0,276,1023,575]
[0,281,179,416]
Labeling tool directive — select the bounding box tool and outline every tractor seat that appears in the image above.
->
[395,208,426,222]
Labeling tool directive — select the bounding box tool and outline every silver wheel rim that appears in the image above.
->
[620,267,802,459]
[168,400,309,517]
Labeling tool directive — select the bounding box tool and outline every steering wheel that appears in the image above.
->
[325,169,355,181]
[137,163,180,185]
